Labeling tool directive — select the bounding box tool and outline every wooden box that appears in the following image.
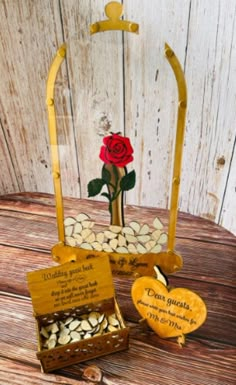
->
[27,255,129,373]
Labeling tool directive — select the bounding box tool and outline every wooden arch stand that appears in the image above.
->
[46,2,187,276]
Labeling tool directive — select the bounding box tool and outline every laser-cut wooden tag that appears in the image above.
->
[132,276,207,339]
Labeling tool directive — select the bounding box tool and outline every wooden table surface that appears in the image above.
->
[0,192,235,385]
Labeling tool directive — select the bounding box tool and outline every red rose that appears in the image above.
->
[99,133,134,167]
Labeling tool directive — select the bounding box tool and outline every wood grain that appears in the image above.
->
[220,141,236,235]
[0,192,235,245]
[0,124,19,194]
[0,0,80,196]
[59,0,124,198]
[0,1,235,235]
[180,0,236,225]
[124,0,190,207]
[0,193,235,384]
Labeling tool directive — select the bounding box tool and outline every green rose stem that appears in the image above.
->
[105,164,126,227]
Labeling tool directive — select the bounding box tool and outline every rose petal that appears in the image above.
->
[100,133,134,167]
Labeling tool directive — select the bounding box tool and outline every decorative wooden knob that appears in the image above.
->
[105,2,123,20]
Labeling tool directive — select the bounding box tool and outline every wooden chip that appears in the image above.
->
[109,238,118,250]
[45,324,53,332]
[81,320,93,331]
[59,321,66,330]
[65,225,73,237]
[102,243,113,252]
[50,322,59,334]
[103,247,113,252]
[40,327,49,339]
[158,233,168,245]
[129,221,141,234]
[125,234,137,243]
[137,234,151,243]
[128,244,138,254]
[108,315,120,326]
[69,320,81,331]
[104,230,118,239]
[116,246,129,254]
[150,244,162,253]
[83,332,92,339]
[108,324,118,332]
[58,334,71,345]
[59,327,70,336]
[82,220,94,229]
[93,332,102,337]
[74,222,82,234]
[76,213,90,222]
[122,227,135,235]
[64,217,76,226]
[98,314,105,324]
[48,333,57,341]
[64,317,74,326]
[81,228,92,239]
[93,331,102,337]
[65,237,76,247]
[70,331,81,340]
[153,217,163,230]
[96,232,105,244]
[91,241,103,251]
[85,232,96,244]
[118,234,126,247]
[139,224,150,235]
[145,240,156,251]
[101,318,108,330]
[47,339,57,349]
[41,309,122,350]
[71,338,81,343]
[109,225,122,233]
[88,316,98,328]
[74,234,83,245]
[151,229,161,241]
[89,311,101,319]
[80,242,93,250]
[136,243,147,253]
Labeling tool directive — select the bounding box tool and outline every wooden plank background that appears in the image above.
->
[0,0,235,235]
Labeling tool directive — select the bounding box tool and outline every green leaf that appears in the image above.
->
[102,165,111,184]
[120,170,136,191]
[87,178,105,197]
[101,192,111,201]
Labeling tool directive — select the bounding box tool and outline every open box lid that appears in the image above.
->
[27,255,114,316]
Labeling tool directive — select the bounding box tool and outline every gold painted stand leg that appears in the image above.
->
[165,43,187,254]
[46,44,67,243]
[155,44,187,274]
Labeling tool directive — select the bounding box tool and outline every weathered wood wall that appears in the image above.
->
[0,0,235,234]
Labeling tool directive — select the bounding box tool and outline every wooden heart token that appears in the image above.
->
[132,276,207,339]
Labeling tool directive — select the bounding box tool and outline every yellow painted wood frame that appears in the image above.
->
[46,3,187,275]
[165,43,187,253]
[46,44,66,243]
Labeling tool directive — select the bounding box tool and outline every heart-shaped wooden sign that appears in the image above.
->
[132,277,207,338]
